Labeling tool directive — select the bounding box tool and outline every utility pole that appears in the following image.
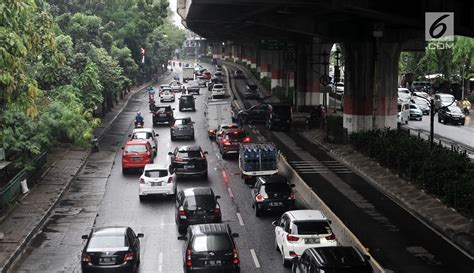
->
[333,49,341,113]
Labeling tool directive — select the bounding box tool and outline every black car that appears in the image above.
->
[267,103,292,131]
[175,187,222,233]
[234,70,245,79]
[168,146,208,177]
[186,81,201,95]
[243,85,260,99]
[178,223,240,273]
[208,77,220,91]
[237,104,269,124]
[438,106,465,125]
[250,175,296,217]
[81,226,143,273]
[291,246,373,273]
[152,105,174,125]
[179,95,196,111]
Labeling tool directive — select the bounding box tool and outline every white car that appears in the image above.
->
[139,164,177,201]
[409,103,423,121]
[169,81,183,92]
[160,90,175,102]
[397,102,410,124]
[211,83,225,96]
[273,210,337,267]
[130,128,158,155]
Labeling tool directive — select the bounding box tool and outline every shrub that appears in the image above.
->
[260,76,271,91]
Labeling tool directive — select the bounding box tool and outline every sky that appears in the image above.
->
[169,0,185,29]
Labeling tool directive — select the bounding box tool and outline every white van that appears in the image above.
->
[398,102,409,124]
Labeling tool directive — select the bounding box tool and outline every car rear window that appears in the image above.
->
[88,235,128,249]
[181,96,193,101]
[213,84,223,89]
[271,106,291,117]
[174,119,192,125]
[132,132,152,140]
[226,132,246,140]
[178,151,201,158]
[211,95,226,100]
[263,183,291,194]
[184,195,215,210]
[125,145,147,153]
[293,221,332,235]
[191,235,232,252]
[156,107,171,112]
[145,169,168,178]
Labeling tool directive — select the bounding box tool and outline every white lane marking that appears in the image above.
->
[227,187,234,198]
[158,252,163,272]
[250,249,261,268]
[236,212,245,226]
[257,136,265,142]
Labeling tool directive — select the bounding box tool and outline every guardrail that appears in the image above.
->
[278,153,385,273]
[0,152,47,211]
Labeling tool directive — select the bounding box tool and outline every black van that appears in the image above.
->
[178,223,240,273]
[179,94,196,111]
[267,103,292,131]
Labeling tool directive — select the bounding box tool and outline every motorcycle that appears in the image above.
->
[135,120,144,128]
[91,136,99,152]
[149,99,155,111]
[462,107,470,115]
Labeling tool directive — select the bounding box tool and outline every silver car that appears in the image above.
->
[171,117,195,140]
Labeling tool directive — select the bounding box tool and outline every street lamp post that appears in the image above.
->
[430,98,435,149]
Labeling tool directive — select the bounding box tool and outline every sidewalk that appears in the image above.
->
[0,79,160,272]
[225,60,474,257]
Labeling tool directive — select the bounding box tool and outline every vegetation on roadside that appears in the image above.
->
[0,0,185,168]
[272,86,294,105]
[350,129,474,216]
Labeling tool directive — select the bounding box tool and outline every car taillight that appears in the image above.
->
[233,248,239,265]
[243,137,251,143]
[167,177,173,184]
[81,253,91,262]
[288,193,295,200]
[140,178,145,184]
[214,204,221,215]
[208,129,216,134]
[175,157,183,162]
[289,251,297,257]
[325,234,336,241]
[178,206,186,216]
[223,139,231,145]
[287,234,299,242]
[124,252,134,261]
[255,194,264,202]
[186,248,192,267]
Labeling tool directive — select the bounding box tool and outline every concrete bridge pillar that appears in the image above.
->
[248,45,257,69]
[258,50,271,78]
[211,42,223,59]
[232,44,241,61]
[241,45,248,65]
[271,50,283,89]
[342,41,401,133]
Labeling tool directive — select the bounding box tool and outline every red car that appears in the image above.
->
[122,139,154,173]
[217,129,250,158]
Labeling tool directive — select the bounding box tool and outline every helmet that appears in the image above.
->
[137,111,141,115]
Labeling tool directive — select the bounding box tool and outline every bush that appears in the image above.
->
[250,68,260,80]
[271,86,294,104]
[260,76,271,91]
[350,129,474,215]
[467,95,474,103]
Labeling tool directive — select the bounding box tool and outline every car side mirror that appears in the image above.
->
[137,233,144,238]
[215,195,221,199]
[271,221,277,226]
[177,235,187,240]
[232,233,239,238]
[290,184,296,188]
[203,151,208,154]
[168,152,173,155]
[81,235,89,240]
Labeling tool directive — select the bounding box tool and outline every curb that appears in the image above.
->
[0,77,165,273]
[298,131,474,259]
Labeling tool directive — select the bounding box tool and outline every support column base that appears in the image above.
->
[343,114,397,133]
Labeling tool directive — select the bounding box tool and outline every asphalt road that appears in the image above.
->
[10,65,294,273]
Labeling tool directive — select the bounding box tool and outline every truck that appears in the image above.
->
[205,100,233,138]
[182,67,195,82]
[239,143,279,184]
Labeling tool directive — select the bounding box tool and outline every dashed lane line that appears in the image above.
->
[236,212,245,226]
[250,249,261,268]
[227,187,234,199]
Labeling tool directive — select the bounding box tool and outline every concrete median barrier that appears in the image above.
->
[278,153,385,273]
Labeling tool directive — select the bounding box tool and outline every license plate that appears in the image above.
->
[159,114,166,117]
[150,181,162,187]
[132,157,142,161]
[205,260,222,266]
[270,202,283,206]
[184,165,194,169]
[99,257,116,264]
[305,238,320,244]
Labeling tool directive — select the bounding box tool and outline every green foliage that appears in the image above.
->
[272,86,294,105]
[260,76,271,91]
[350,129,474,215]
[250,68,260,80]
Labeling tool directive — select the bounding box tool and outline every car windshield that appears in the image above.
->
[125,145,147,153]
[271,106,291,117]
[226,132,246,140]
[184,195,215,210]
[174,119,192,125]
[398,92,411,100]
[191,235,232,252]
[293,221,332,235]
[247,85,258,91]
[178,151,201,158]
[181,96,193,101]
[441,96,453,103]
[132,132,152,139]
[156,107,170,113]
[448,107,462,113]
[163,91,171,95]
[145,169,168,178]
[88,235,128,249]
[263,183,291,194]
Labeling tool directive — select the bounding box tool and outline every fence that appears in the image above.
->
[0,152,47,211]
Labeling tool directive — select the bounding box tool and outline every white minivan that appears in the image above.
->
[398,101,410,124]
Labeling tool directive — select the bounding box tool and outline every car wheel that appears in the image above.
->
[202,171,208,179]
[179,108,183,111]
[191,135,195,141]
[192,107,196,111]
[178,226,186,234]
[460,121,465,125]
[139,195,145,202]
[274,239,279,252]
[255,207,261,217]
[171,135,175,141]
[405,119,408,124]
[282,247,291,268]
[122,168,127,175]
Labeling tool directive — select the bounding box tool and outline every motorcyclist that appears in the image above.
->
[462,98,471,115]
[135,111,144,127]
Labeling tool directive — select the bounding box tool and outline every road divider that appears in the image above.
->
[278,154,385,273]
